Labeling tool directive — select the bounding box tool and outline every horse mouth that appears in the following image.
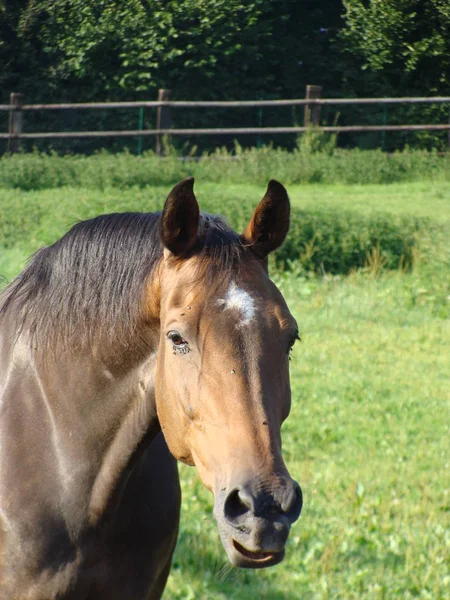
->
[232,539,282,563]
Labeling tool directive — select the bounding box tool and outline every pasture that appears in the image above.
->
[0,160,448,598]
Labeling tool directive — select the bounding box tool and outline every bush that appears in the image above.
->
[193,193,428,275]
[275,209,428,274]
[0,147,449,191]
[0,186,431,276]
[0,150,444,277]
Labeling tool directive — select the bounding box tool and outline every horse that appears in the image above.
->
[0,178,302,599]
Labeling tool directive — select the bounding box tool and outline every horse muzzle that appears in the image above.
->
[213,475,303,568]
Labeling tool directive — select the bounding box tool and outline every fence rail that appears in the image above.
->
[2,97,450,111]
[2,124,450,141]
[2,88,450,152]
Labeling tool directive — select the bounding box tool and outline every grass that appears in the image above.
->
[0,180,449,281]
[288,181,450,223]
[0,169,448,599]
[165,271,449,599]
[1,146,450,191]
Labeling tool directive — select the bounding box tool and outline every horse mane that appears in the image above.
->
[0,211,244,352]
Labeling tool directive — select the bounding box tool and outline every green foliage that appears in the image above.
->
[19,0,263,95]
[1,158,448,280]
[276,209,427,274]
[1,147,450,192]
[339,0,450,92]
[0,190,436,277]
[2,0,341,103]
[0,2,342,153]
[337,0,450,150]
[2,1,450,151]
[296,128,338,156]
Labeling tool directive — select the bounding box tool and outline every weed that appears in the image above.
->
[1,147,450,191]
[364,243,388,277]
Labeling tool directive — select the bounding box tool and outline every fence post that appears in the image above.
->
[448,105,450,151]
[8,92,24,153]
[304,85,322,127]
[137,107,144,156]
[156,89,171,156]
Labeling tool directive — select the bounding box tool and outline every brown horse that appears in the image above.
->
[0,178,302,599]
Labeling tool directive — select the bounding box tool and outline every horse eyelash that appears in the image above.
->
[173,345,190,355]
[168,331,190,355]
[288,331,301,359]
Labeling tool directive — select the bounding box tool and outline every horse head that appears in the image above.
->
[154,178,302,568]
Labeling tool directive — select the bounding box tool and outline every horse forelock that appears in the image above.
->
[193,214,246,287]
[0,211,248,354]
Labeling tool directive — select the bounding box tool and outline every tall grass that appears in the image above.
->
[1,184,446,280]
[1,149,448,279]
[0,146,450,191]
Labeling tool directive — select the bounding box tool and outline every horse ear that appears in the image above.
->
[161,177,200,257]
[243,180,290,259]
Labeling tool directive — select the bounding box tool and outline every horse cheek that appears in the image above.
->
[155,363,193,465]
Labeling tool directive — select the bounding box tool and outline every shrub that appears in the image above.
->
[0,150,443,277]
[0,147,449,191]
[275,209,428,274]
[166,192,431,275]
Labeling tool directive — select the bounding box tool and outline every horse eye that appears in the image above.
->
[168,331,186,345]
[288,331,301,354]
[167,331,189,354]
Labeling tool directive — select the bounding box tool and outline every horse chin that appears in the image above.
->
[215,516,288,569]
[222,536,286,569]
[212,483,298,569]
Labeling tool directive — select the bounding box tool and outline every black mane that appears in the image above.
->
[0,211,244,351]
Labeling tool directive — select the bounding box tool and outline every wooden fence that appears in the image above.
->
[1,86,450,153]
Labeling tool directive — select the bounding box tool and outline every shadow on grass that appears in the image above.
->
[167,529,292,600]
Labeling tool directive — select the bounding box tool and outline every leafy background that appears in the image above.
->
[1,0,450,152]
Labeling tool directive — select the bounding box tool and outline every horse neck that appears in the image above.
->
[30,338,161,528]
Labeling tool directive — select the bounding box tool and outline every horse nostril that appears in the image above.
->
[224,488,254,523]
[282,481,303,521]
[223,481,302,526]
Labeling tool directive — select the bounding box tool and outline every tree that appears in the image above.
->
[0,0,344,151]
[336,0,450,149]
[0,0,48,98]
[338,0,450,96]
[10,0,342,101]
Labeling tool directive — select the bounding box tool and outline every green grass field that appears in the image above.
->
[165,270,449,599]
[0,173,448,599]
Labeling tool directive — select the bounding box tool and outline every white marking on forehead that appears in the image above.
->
[217,281,256,327]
